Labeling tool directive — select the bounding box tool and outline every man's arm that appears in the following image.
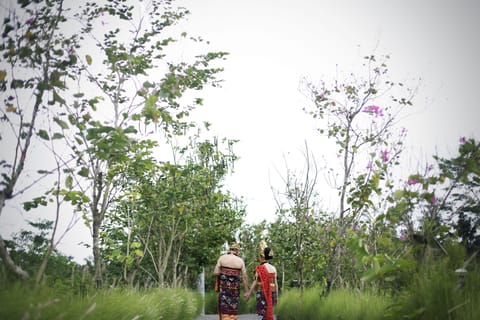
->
[213,256,222,275]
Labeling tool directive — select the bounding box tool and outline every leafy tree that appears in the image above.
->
[1,0,230,288]
[2,219,84,291]
[270,143,328,290]
[437,138,480,255]
[101,132,244,287]
[302,54,416,288]
[19,0,228,287]
[0,0,84,280]
[358,138,480,289]
[388,138,480,259]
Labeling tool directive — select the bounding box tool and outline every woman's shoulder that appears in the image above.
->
[265,263,277,273]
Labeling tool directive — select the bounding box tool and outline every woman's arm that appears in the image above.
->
[244,273,257,300]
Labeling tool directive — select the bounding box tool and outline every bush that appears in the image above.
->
[386,260,480,320]
[276,287,391,320]
[0,284,202,320]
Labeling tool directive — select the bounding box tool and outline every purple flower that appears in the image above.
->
[362,105,384,117]
[399,231,408,241]
[459,136,467,144]
[431,195,438,205]
[407,178,419,185]
[26,18,34,25]
[381,150,389,162]
[426,164,434,172]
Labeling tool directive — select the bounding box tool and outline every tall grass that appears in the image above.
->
[0,283,202,320]
[386,260,480,320]
[276,287,391,320]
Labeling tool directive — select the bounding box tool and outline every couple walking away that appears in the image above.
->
[214,240,278,320]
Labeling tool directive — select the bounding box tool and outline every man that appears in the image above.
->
[214,242,250,320]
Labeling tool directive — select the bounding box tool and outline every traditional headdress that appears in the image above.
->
[230,242,241,251]
[258,240,274,259]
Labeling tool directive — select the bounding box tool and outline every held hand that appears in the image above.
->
[243,292,250,301]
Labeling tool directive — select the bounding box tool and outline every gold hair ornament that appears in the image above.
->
[258,240,270,258]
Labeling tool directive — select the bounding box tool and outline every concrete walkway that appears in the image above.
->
[195,314,275,320]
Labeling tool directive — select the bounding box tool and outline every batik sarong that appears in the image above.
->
[218,267,241,320]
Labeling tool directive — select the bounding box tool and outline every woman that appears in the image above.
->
[244,240,278,320]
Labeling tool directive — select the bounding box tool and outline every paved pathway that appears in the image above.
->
[195,314,275,320]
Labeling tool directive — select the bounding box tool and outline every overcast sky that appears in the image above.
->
[177,0,480,221]
[1,0,479,263]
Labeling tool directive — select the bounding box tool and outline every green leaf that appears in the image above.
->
[23,196,48,211]
[145,94,158,109]
[143,81,154,88]
[50,70,64,88]
[38,129,49,140]
[393,190,404,200]
[78,167,89,177]
[65,175,73,189]
[53,90,65,104]
[85,54,92,65]
[54,117,69,129]
[52,133,64,139]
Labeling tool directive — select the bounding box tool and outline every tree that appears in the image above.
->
[1,0,230,287]
[270,142,328,290]
[388,138,480,259]
[358,138,480,289]
[34,0,228,287]
[437,138,480,255]
[101,132,244,288]
[302,54,416,288]
[0,0,83,280]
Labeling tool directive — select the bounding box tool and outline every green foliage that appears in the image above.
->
[437,138,480,253]
[59,0,233,286]
[276,287,392,320]
[101,132,244,287]
[386,259,480,320]
[0,0,87,279]
[298,54,416,289]
[1,221,92,293]
[268,213,329,290]
[0,285,202,320]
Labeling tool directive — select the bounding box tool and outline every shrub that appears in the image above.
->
[0,284,202,320]
[276,287,391,320]
[386,260,480,320]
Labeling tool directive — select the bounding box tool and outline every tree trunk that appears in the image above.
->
[0,234,29,280]
[92,215,103,288]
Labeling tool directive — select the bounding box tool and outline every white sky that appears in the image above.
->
[177,0,480,221]
[1,0,480,263]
